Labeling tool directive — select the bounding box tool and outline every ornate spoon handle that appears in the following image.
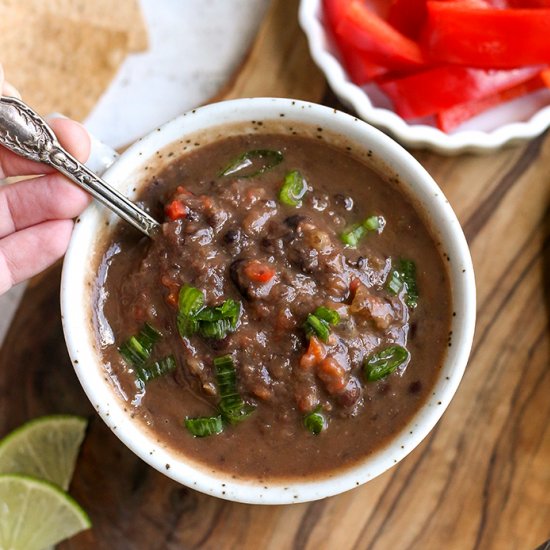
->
[0,96,160,238]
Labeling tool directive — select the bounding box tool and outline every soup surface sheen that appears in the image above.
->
[94,130,452,480]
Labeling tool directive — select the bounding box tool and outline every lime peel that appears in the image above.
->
[0,473,90,550]
[0,415,87,491]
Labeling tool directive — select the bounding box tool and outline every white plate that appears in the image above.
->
[299,0,550,154]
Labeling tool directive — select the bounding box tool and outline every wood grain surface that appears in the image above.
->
[0,0,549,548]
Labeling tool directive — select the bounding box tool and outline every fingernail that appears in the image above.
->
[2,82,21,100]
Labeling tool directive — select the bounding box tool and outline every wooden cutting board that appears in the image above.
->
[1,0,549,548]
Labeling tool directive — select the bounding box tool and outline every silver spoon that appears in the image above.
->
[0,96,160,238]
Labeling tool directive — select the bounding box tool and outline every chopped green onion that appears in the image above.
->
[227,403,256,424]
[314,306,340,326]
[177,285,241,340]
[177,285,204,337]
[119,336,148,366]
[199,318,236,340]
[183,356,254,436]
[197,299,241,339]
[219,149,283,178]
[386,259,418,309]
[341,223,366,248]
[119,323,162,366]
[304,313,330,342]
[185,415,224,437]
[399,259,418,309]
[195,299,240,323]
[178,284,204,317]
[195,299,241,339]
[364,215,381,232]
[386,269,404,296]
[303,306,340,342]
[278,170,307,207]
[341,215,385,248]
[364,345,410,382]
[213,353,235,372]
[214,355,255,424]
[118,325,176,388]
[177,316,200,338]
[139,323,163,348]
[303,407,326,435]
[135,355,177,385]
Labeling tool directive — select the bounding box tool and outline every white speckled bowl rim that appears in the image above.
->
[61,97,476,505]
[299,0,550,155]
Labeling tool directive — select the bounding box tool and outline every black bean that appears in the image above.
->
[261,236,285,254]
[338,377,362,408]
[284,215,308,231]
[345,255,366,269]
[281,231,294,244]
[230,258,251,299]
[288,248,318,273]
[223,228,240,244]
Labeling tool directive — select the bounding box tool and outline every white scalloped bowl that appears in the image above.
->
[299,0,550,154]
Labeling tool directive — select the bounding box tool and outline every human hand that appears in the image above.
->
[0,66,91,295]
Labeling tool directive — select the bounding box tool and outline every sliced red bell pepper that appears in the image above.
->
[335,0,427,70]
[429,1,550,10]
[387,0,428,40]
[423,2,550,68]
[361,0,392,18]
[323,0,388,84]
[324,0,390,21]
[323,0,350,26]
[338,45,389,83]
[378,65,543,119]
[503,0,550,6]
[437,69,550,131]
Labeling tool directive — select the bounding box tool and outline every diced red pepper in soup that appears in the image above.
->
[243,260,276,283]
[165,199,188,221]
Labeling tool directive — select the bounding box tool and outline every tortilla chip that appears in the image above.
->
[0,7,129,120]
[0,0,148,52]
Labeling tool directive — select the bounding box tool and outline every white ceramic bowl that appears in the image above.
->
[299,0,550,154]
[61,97,476,504]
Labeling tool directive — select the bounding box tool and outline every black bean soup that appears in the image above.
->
[93,128,452,480]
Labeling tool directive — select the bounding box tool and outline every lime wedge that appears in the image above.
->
[0,415,87,490]
[0,474,90,550]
